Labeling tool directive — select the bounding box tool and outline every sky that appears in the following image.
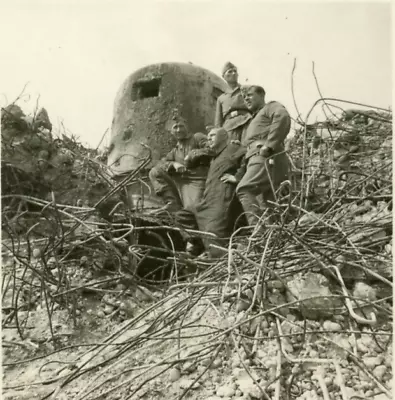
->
[0,1,392,148]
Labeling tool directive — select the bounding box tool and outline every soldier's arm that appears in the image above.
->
[159,148,176,171]
[214,97,224,128]
[184,135,215,169]
[234,156,247,182]
[265,102,291,152]
[193,132,209,148]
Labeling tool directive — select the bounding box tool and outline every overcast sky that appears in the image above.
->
[0,1,392,147]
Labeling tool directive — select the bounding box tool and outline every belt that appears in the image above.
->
[246,140,274,165]
[224,110,250,120]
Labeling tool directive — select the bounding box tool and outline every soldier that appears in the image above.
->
[149,116,210,213]
[221,85,292,226]
[176,128,245,257]
[215,62,252,142]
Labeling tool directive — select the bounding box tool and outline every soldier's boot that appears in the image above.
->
[186,238,204,257]
[150,189,183,214]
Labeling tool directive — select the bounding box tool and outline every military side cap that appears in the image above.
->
[166,108,188,130]
[222,61,237,76]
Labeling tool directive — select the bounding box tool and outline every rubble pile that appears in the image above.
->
[289,106,392,205]
[2,100,392,400]
[1,104,112,235]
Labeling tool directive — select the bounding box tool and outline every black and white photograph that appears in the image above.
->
[1,1,392,399]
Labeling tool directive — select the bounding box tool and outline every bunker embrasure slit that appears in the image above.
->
[131,78,162,100]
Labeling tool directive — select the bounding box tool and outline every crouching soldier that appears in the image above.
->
[175,128,246,258]
[149,116,211,213]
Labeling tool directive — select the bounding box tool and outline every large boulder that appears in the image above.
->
[286,272,343,319]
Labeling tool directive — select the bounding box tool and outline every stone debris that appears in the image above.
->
[286,272,343,319]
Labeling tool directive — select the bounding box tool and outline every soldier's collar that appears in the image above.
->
[225,84,241,94]
[252,103,265,117]
[214,142,228,156]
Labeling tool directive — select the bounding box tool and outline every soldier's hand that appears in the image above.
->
[220,174,237,184]
[172,162,186,173]
[259,146,273,158]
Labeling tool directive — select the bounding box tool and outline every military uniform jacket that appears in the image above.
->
[243,101,291,159]
[194,143,246,237]
[215,85,251,132]
[158,132,209,180]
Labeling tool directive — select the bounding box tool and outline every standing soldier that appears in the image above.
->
[149,115,210,213]
[176,127,246,257]
[221,85,291,226]
[215,62,252,142]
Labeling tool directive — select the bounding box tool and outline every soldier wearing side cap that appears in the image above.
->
[215,62,252,143]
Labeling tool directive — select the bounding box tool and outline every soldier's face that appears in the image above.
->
[208,129,226,149]
[223,68,238,84]
[245,89,263,111]
[171,122,188,140]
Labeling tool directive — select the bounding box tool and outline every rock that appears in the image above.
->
[169,367,181,382]
[135,287,153,302]
[235,299,250,313]
[353,282,377,316]
[365,390,374,397]
[211,358,222,369]
[286,272,342,319]
[260,319,269,330]
[356,338,369,353]
[360,381,370,390]
[103,305,114,315]
[231,368,243,378]
[322,320,342,331]
[300,381,312,391]
[237,378,262,399]
[324,376,333,386]
[32,248,41,258]
[334,334,352,352]
[360,332,378,351]
[344,387,359,399]
[236,371,260,395]
[364,356,383,369]
[179,378,200,390]
[183,361,196,374]
[80,255,88,265]
[372,365,386,380]
[248,384,264,399]
[216,385,235,397]
[267,291,289,316]
[281,338,294,353]
[285,313,297,322]
[373,394,390,400]
[267,280,285,291]
[309,349,319,358]
[213,374,222,383]
[384,354,392,368]
[244,288,254,300]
